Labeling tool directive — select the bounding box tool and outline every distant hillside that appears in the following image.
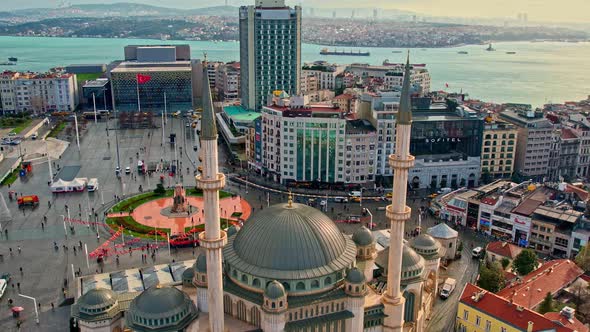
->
[8,3,238,18]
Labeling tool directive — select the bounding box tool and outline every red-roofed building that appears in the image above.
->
[458,283,577,332]
[486,241,523,270]
[497,259,584,310]
[544,310,589,332]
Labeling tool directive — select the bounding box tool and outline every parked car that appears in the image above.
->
[125,166,131,174]
[472,246,484,258]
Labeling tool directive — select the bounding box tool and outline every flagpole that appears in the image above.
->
[92,92,97,124]
[137,75,141,112]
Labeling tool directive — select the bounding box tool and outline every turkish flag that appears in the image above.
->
[137,74,152,84]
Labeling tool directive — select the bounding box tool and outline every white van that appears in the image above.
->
[0,279,6,298]
[87,178,99,192]
[349,191,362,198]
[472,246,484,258]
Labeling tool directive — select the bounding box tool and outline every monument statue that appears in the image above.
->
[171,184,188,213]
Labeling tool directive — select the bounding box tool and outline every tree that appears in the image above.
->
[154,183,166,195]
[538,292,555,314]
[477,261,505,292]
[501,257,511,270]
[513,249,538,275]
[574,245,590,272]
[511,172,523,184]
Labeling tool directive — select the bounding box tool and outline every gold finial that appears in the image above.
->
[288,191,293,208]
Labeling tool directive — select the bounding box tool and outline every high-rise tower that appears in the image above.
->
[195,63,227,332]
[382,54,415,332]
[239,0,302,110]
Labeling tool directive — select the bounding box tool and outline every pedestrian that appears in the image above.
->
[51,302,54,311]
[19,267,23,274]
[17,246,21,254]
[9,248,12,254]
[41,222,45,230]
[16,282,20,290]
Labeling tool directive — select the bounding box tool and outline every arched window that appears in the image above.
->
[311,280,319,288]
[296,282,305,290]
[232,269,237,278]
[279,301,283,307]
[282,282,291,291]
[241,274,248,283]
[355,286,359,292]
[324,277,332,286]
[252,278,261,287]
[272,302,276,309]
[404,291,416,322]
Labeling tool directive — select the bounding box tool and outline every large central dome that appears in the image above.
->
[233,202,350,271]
[224,202,356,293]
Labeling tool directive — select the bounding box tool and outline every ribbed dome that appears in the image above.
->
[130,286,190,317]
[264,281,286,300]
[401,245,425,283]
[195,253,207,273]
[352,226,374,246]
[78,288,117,314]
[231,203,352,272]
[410,234,441,260]
[346,268,365,284]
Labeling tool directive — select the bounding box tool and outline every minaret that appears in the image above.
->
[196,61,227,332]
[382,53,415,332]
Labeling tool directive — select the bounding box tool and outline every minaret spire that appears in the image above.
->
[382,53,416,332]
[397,51,412,125]
[196,64,227,332]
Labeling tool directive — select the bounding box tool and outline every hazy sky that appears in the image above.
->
[6,0,590,23]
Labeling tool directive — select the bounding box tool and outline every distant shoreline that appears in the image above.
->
[1,34,587,49]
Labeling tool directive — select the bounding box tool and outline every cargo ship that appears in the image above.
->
[320,48,370,56]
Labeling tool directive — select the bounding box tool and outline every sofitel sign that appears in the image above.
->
[424,137,462,143]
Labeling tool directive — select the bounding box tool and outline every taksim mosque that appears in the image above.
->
[71,57,442,332]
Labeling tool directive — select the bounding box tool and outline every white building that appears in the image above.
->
[346,63,431,94]
[215,62,240,100]
[302,61,345,91]
[0,71,78,114]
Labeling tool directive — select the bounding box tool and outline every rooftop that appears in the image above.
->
[485,241,523,260]
[544,312,589,332]
[533,206,582,224]
[223,105,261,123]
[460,283,575,332]
[346,119,376,134]
[497,259,584,309]
[111,61,192,73]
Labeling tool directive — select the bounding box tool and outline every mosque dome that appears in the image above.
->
[224,202,357,294]
[127,286,198,331]
[345,267,366,284]
[78,289,118,316]
[194,253,207,273]
[352,226,375,246]
[410,234,441,260]
[401,245,425,283]
[227,225,240,237]
[264,281,286,300]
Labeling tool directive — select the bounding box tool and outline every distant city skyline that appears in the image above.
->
[5,0,590,23]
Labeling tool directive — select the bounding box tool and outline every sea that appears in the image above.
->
[0,36,589,107]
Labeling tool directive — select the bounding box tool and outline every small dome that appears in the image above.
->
[227,225,240,237]
[401,245,425,282]
[410,234,441,260]
[352,226,374,246]
[427,223,458,239]
[345,268,365,284]
[127,286,198,330]
[182,266,195,280]
[78,288,117,314]
[264,281,286,300]
[194,254,207,273]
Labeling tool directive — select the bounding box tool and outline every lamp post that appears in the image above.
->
[18,293,39,324]
[365,208,373,230]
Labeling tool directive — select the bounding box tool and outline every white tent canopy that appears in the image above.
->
[50,178,88,193]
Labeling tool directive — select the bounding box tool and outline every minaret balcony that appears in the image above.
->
[196,173,226,190]
[388,155,415,169]
[386,204,411,222]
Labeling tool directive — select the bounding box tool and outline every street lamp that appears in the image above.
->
[365,208,373,230]
[18,293,39,324]
[359,188,365,207]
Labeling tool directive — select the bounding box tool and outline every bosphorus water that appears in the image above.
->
[0,36,589,107]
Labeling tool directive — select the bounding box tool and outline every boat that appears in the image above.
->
[506,51,516,54]
[391,50,403,53]
[320,48,370,56]
[458,51,468,54]
[0,62,16,66]
[486,43,496,51]
[8,57,17,62]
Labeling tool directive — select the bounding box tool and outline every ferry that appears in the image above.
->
[320,48,370,56]
[391,50,403,53]
[458,51,468,54]
[486,43,496,51]
[506,51,516,54]
[8,57,17,62]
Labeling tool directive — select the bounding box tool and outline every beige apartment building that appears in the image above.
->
[481,118,518,180]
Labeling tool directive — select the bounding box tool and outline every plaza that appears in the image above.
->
[0,114,484,332]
